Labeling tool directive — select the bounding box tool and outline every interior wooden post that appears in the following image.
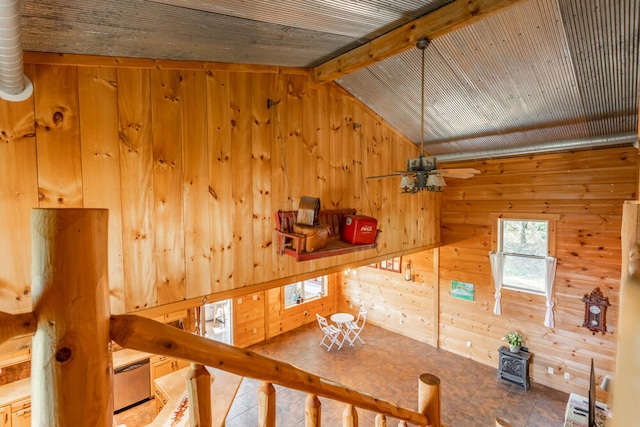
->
[187,362,212,426]
[30,208,111,426]
[305,393,321,427]
[342,404,358,427]
[612,201,640,427]
[398,421,408,427]
[375,413,386,426]
[258,381,276,427]
[418,373,441,427]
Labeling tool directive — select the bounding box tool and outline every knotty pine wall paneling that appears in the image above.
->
[338,251,438,346]
[77,66,126,314]
[181,70,212,300]
[34,65,83,208]
[0,64,37,313]
[263,273,339,341]
[0,53,439,318]
[151,69,186,305]
[251,73,274,285]
[206,71,234,293]
[117,68,157,311]
[438,147,635,398]
[233,290,265,348]
[229,72,254,289]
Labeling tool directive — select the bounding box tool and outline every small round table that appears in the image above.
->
[330,312,354,329]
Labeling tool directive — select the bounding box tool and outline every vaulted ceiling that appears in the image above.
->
[20,0,639,159]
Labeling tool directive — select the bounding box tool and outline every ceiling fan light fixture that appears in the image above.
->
[426,174,446,192]
[400,175,416,192]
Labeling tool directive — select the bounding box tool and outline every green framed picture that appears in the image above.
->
[452,280,475,301]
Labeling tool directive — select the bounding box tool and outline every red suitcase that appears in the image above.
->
[341,215,377,245]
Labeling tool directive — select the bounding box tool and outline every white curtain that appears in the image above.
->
[544,256,558,327]
[489,251,506,315]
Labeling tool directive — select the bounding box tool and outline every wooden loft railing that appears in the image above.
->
[0,208,441,427]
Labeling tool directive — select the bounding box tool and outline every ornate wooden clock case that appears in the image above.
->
[581,287,610,334]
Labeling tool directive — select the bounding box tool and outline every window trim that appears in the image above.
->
[491,213,558,295]
[283,276,328,308]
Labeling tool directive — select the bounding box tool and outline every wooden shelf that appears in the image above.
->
[274,209,378,262]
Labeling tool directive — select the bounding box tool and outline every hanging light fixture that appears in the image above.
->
[399,37,446,194]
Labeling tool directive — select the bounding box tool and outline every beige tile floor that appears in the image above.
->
[117,322,569,426]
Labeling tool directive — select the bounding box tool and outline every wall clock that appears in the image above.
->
[581,287,610,334]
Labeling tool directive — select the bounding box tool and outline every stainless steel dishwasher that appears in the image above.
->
[113,358,151,412]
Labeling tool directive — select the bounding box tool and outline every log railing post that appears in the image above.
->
[375,413,387,426]
[418,373,441,427]
[258,381,276,427]
[187,363,212,426]
[612,201,640,427]
[398,421,408,427]
[30,208,111,427]
[305,393,321,427]
[343,404,358,427]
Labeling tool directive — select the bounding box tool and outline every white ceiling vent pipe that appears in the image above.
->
[0,0,32,102]
[434,132,639,163]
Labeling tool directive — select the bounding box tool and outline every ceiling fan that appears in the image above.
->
[365,37,480,194]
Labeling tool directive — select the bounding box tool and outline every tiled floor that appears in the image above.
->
[117,322,569,426]
[229,322,568,427]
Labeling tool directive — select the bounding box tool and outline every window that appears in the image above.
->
[498,218,550,294]
[284,276,327,308]
[379,256,402,273]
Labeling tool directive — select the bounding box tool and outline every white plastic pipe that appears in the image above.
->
[0,0,32,102]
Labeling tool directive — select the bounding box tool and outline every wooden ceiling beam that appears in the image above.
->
[313,0,527,84]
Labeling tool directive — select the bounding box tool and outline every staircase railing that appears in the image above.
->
[0,208,441,426]
[112,314,439,426]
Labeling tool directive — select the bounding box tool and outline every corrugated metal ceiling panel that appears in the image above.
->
[339,0,637,154]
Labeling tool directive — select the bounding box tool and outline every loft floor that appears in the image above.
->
[117,322,568,426]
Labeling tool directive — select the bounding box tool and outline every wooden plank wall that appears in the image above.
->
[264,274,339,341]
[339,252,438,347]
[0,53,439,316]
[338,146,636,399]
[439,147,635,398]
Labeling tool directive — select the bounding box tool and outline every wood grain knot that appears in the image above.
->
[55,347,72,362]
[53,111,64,125]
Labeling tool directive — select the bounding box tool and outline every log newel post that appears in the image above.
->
[30,208,112,427]
[258,381,276,427]
[418,373,441,427]
[187,362,212,426]
[342,404,358,427]
[305,393,321,427]
[612,201,640,427]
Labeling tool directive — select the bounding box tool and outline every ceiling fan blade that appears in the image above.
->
[437,168,481,179]
[366,171,412,180]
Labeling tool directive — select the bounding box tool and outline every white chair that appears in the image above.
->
[343,307,367,347]
[316,313,343,351]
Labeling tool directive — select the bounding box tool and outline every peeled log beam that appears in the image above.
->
[110,314,428,425]
[313,0,526,83]
[31,208,112,427]
[0,311,36,345]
